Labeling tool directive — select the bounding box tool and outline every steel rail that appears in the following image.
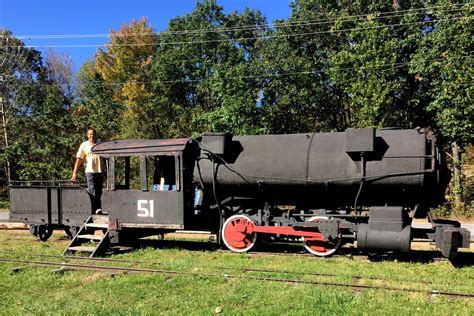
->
[7,252,431,284]
[0,258,472,299]
[0,237,40,242]
[0,236,67,243]
[23,253,149,264]
[246,251,315,258]
[242,268,435,285]
[0,234,33,239]
[19,252,471,285]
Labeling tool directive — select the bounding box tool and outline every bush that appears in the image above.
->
[0,200,9,209]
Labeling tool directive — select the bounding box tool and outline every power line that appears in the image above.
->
[4,17,465,49]
[8,3,470,40]
[5,55,472,88]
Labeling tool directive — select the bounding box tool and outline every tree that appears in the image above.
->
[93,17,158,138]
[44,50,76,111]
[0,29,43,186]
[0,30,78,184]
[257,1,353,133]
[150,1,268,136]
[74,60,121,141]
[410,2,473,202]
[328,1,431,128]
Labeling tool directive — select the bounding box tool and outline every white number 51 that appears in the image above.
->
[137,200,154,217]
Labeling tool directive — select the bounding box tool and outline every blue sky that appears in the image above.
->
[1,0,291,71]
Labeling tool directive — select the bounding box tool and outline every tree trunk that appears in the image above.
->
[0,95,10,182]
[451,141,463,203]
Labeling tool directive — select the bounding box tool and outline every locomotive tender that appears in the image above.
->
[10,128,471,257]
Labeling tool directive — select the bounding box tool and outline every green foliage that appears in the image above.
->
[433,145,474,219]
[71,0,472,142]
[149,0,267,136]
[409,2,473,145]
[13,78,76,180]
[74,61,121,140]
[432,201,473,219]
[0,200,9,210]
[257,2,345,133]
[74,18,159,139]
[328,1,430,129]
[1,30,77,181]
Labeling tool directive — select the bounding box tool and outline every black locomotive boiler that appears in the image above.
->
[9,128,471,257]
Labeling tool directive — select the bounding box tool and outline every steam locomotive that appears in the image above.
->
[10,128,471,257]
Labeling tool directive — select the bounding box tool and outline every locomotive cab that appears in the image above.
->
[92,138,200,243]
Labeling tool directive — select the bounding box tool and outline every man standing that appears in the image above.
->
[71,128,103,213]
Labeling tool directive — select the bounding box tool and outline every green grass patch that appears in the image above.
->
[0,231,473,314]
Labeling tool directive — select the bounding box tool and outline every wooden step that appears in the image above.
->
[76,234,104,241]
[91,215,109,224]
[85,223,108,229]
[67,246,97,252]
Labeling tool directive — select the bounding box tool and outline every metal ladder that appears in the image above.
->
[63,215,110,257]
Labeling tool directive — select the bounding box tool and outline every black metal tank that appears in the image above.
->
[195,128,447,208]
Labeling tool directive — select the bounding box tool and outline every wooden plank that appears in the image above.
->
[77,234,103,241]
[68,246,96,252]
[85,223,108,229]
[91,215,109,224]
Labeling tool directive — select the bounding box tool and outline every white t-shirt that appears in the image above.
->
[76,141,102,173]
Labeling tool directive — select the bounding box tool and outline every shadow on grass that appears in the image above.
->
[124,238,473,267]
[366,250,474,267]
[448,253,474,268]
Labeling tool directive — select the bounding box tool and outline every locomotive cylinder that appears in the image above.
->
[356,206,413,252]
[357,225,411,252]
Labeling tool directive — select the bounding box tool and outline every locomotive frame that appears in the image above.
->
[9,128,471,258]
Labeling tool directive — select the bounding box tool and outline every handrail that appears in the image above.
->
[8,180,83,188]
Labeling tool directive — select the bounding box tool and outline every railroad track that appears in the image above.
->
[0,255,472,299]
[0,235,69,243]
[2,252,431,284]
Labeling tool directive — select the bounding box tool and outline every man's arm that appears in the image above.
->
[71,157,83,181]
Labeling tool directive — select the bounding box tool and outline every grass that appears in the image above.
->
[0,230,473,315]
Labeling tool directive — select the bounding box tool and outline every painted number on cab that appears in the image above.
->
[137,200,154,217]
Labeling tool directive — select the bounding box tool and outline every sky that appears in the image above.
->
[1,0,292,71]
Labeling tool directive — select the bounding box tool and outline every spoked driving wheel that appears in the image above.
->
[303,216,342,257]
[222,215,257,253]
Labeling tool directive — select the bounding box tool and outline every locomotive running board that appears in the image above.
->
[63,215,110,257]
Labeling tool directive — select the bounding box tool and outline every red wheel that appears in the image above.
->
[303,216,342,257]
[222,215,257,253]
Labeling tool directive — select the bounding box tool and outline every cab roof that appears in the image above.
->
[92,138,192,157]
